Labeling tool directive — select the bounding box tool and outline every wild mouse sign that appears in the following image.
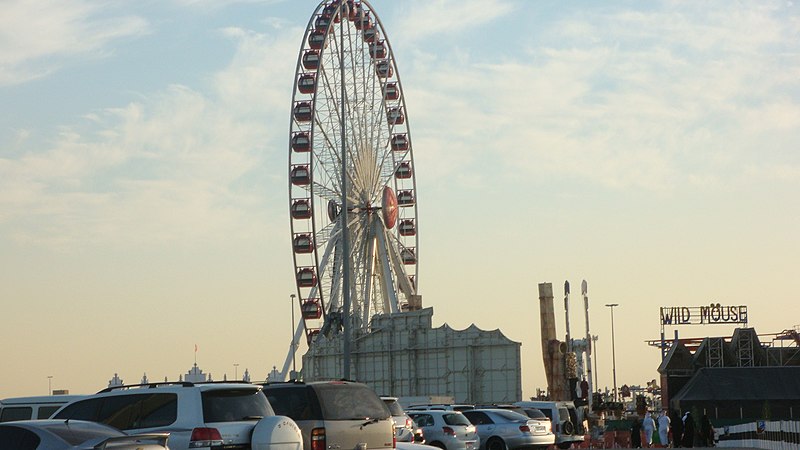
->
[660,304,748,326]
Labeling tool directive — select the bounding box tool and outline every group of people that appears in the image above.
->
[630,410,714,447]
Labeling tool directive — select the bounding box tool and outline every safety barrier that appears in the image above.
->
[716,420,800,449]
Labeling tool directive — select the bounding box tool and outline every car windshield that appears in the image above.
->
[524,408,547,419]
[202,389,273,422]
[383,400,405,416]
[493,410,529,422]
[315,384,389,420]
[443,413,471,426]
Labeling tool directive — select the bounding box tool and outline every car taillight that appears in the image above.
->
[519,425,531,433]
[443,426,455,436]
[406,418,413,429]
[190,427,223,448]
[393,434,397,448]
[311,427,326,450]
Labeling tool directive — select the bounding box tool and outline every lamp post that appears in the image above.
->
[605,303,619,403]
[47,376,53,395]
[233,363,239,380]
[592,335,599,394]
[290,294,297,377]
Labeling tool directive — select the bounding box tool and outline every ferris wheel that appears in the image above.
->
[289,0,419,348]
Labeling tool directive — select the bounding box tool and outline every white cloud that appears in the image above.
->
[0,25,301,248]
[0,0,149,85]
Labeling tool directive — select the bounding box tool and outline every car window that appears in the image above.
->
[202,389,272,423]
[540,409,553,420]
[463,411,492,425]
[443,413,471,426]
[54,398,103,422]
[523,408,546,419]
[0,425,40,450]
[410,413,434,427]
[383,400,405,416]
[37,406,60,419]
[314,384,388,420]
[98,393,177,430]
[0,407,32,422]
[266,387,322,420]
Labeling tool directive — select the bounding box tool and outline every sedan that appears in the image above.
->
[462,409,554,450]
[408,410,479,450]
[0,420,169,450]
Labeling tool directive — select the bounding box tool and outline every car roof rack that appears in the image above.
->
[98,382,195,393]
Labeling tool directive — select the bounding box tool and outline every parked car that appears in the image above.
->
[382,396,419,442]
[0,419,169,449]
[513,401,584,449]
[462,409,554,450]
[0,395,87,422]
[407,410,479,450]
[52,381,302,450]
[262,380,395,450]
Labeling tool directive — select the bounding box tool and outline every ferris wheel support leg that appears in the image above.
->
[374,224,400,313]
[278,319,307,381]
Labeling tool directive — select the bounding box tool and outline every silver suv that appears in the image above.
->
[262,381,395,450]
[513,401,584,449]
[52,381,302,450]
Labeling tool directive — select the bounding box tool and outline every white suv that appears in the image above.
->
[52,381,302,450]
[513,401,584,449]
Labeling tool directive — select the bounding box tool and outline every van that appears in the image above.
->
[513,401,585,449]
[262,380,395,450]
[0,395,85,422]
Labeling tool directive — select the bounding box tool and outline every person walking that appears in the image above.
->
[699,415,714,447]
[671,410,683,448]
[681,411,695,448]
[631,416,643,448]
[643,412,656,447]
[658,410,671,447]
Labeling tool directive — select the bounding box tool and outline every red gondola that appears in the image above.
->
[397,190,415,206]
[301,299,323,319]
[354,13,371,31]
[400,248,417,265]
[308,30,326,49]
[315,15,331,32]
[369,41,387,59]
[303,50,320,70]
[298,74,316,94]
[375,60,393,78]
[293,102,313,122]
[291,132,310,152]
[307,329,320,344]
[293,234,314,253]
[290,165,311,186]
[390,134,408,151]
[363,27,378,43]
[291,199,312,219]
[296,267,317,287]
[387,107,404,125]
[399,219,416,236]
[384,82,399,100]
[395,162,412,179]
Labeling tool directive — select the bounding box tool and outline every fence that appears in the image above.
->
[716,420,800,449]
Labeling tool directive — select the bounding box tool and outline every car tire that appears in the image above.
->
[561,420,575,435]
[486,437,506,450]
[556,442,573,449]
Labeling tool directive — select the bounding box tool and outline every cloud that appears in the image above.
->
[0,0,149,86]
[0,24,301,248]
[392,0,515,42]
[402,1,800,192]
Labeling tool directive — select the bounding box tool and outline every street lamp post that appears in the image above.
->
[592,334,599,394]
[290,294,297,378]
[233,363,239,380]
[605,303,619,403]
[47,376,53,396]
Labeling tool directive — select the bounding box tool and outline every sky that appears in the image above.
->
[1,0,799,400]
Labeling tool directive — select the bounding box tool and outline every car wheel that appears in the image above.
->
[556,442,573,449]
[486,437,506,450]
[561,420,575,435]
